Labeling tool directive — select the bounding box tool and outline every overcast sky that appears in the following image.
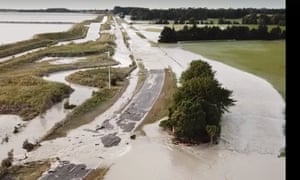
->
[0,0,285,9]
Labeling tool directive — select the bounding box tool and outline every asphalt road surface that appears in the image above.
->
[41,161,91,180]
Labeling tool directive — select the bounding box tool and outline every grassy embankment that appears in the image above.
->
[182,40,286,99]
[0,160,51,180]
[66,67,134,88]
[0,15,119,121]
[84,167,110,180]
[122,30,130,48]
[100,15,113,31]
[117,18,131,49]
[136,32,146,39]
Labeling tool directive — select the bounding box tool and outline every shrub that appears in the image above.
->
[64,101,76,109]
[1,150,14,168]
[22,140,34,152]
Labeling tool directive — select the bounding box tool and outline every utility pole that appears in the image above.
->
[108,65,111,89]
[107,51,111,89]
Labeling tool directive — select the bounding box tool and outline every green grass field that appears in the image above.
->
[182,40,285,99]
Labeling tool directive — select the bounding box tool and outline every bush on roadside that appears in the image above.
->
[1,150,14,168]
[22,140,35,152]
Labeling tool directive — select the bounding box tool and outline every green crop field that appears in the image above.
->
[182,40,286,99]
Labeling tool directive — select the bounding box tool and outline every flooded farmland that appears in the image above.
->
[0,9,285,180]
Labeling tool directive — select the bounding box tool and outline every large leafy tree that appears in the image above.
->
[180,60,215,82]
[160,60,235,144]
[158,27,177,43]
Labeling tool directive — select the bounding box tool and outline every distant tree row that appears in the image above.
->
[218,18,240,24]
[158,25,285,43]
[160,61,235,144]
[242,13,285,25]
[113,6,285,23]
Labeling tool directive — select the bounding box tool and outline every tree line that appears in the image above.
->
[113,6,285,24]
[160,61,235,144]
[158,25,285,43]
[242,13,285,25]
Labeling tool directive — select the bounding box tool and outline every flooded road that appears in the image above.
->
[104,19,286,180]
[105,121,285,180]
[112,17,132,67]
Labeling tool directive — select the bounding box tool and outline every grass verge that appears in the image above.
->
[66,67,134,88]
[144,28,162,32]
[122,31,130,49]
[136,32,146,39]
[46,41,114,57]
[84,167,110,180]
[100,15,113,31]
[0,160,50,180]
[133,61,147,95]
[98,33,116,46]
[135,69,177,131]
